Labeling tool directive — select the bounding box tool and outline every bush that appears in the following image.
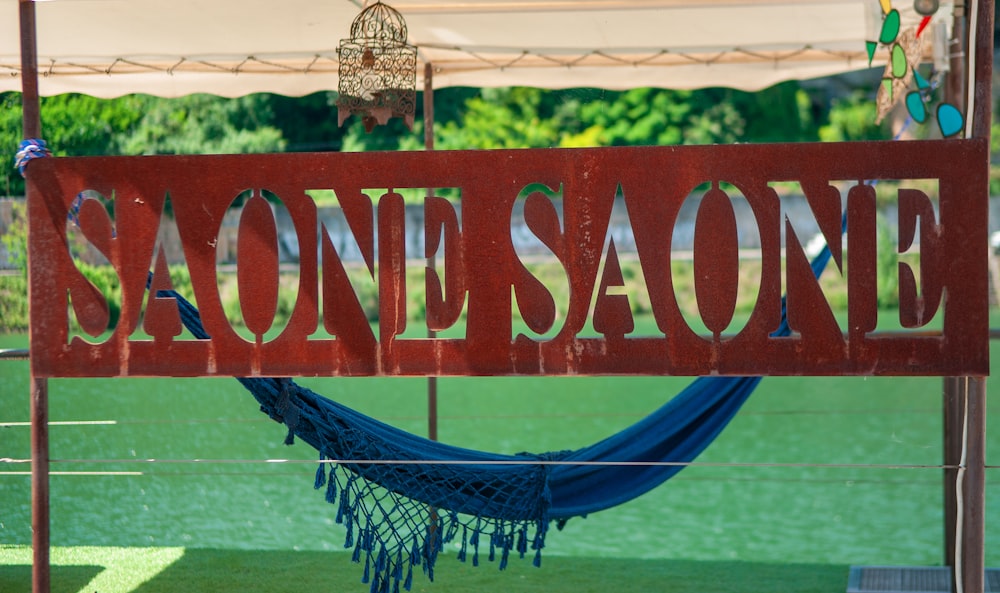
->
[875,214,899,309]
[1,199,27,275]
[0,199,28,332]
[0,274,28,332]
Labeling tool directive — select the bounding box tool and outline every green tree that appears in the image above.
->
[39,94,148,155]
[119,94,286,155]
[1,92,147,195]
[0,93,23,196]
[563,83,824,148]
[707,82,820,143]
[818,90,887,142]
[269,92,346,152]
[683,101,746,145]
[433,87,563,150]
[326,87,473,152]
[2,77,936,201]
[568,88,693,146]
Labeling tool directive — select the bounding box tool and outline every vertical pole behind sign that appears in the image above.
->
[958,2,992,587]
[948,1,992,592]
[422,61,442,548]
[961,377,987,593]
[424,63,438,443]
[941,0,968,577]
[30,379,49,593]
[943,377,961,568]
[19,0,40,139]
[19,1,49,593]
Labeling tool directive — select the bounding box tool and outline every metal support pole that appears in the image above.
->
[421,62,441,548]
[20,2,48,593]
[943,377,961,568]
[962,377,987,593]
[943,376,988,593]
[957,0,993,589]
[424,62,438,443]
[968,0,994,141]
[30,378,50,593]
[944,4,990,591]
[19,0,41,139]
[946,377,987,593]
[423,63,434,153]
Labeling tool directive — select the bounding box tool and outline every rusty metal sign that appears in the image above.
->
[27,140,989,378]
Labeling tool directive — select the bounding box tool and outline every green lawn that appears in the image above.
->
[1,310,998,593]
[0,546,850,593]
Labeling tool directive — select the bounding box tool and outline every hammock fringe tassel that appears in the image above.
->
[231,368,556,593]
[307,457,549,593]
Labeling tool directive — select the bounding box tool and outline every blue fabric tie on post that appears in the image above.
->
[20,140,92,229]
[15,138,50,176]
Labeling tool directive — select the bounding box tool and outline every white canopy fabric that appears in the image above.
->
[1,0,951,98]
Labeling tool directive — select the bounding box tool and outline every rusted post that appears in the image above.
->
[30,378,50,593]
[944,377,987,593]
[943,377,961,568]
[424,62,438,443]
[423,63,434,153]
[957,377,987,593]
[422,62,442,554]
[20,1,48,593]
[955,0,992,591]
[968,0,994,141]
[19,0,40,139]
[944,3,991,591]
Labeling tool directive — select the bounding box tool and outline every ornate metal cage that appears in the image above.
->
[336,1,417,131]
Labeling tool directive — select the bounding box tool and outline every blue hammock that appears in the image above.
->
[166,245,830,593]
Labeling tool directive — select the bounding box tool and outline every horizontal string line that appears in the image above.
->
[0,457,963,470]
[0,407,943,429]
[0,420,118,427]
[0,471,950,486]
[0,471,143,476]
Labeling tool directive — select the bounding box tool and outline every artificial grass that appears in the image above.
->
[3,311,999,591]
[0,546,849,593]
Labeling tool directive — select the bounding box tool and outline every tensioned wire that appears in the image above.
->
[0,457,986,487]
[0,405,949,428]
[0,457,974,470]
[0,466,959,486]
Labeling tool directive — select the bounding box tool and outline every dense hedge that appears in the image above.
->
[0,274,27,332]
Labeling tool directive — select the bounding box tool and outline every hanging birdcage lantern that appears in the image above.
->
[337,1,417,132]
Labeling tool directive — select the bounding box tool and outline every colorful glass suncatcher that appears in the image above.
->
[867,0,964,137]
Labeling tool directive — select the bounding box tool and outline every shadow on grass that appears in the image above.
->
[0,565,103,593]
[130,550,849,593]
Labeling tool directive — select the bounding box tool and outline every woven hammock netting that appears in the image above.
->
[166,245,831,593]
